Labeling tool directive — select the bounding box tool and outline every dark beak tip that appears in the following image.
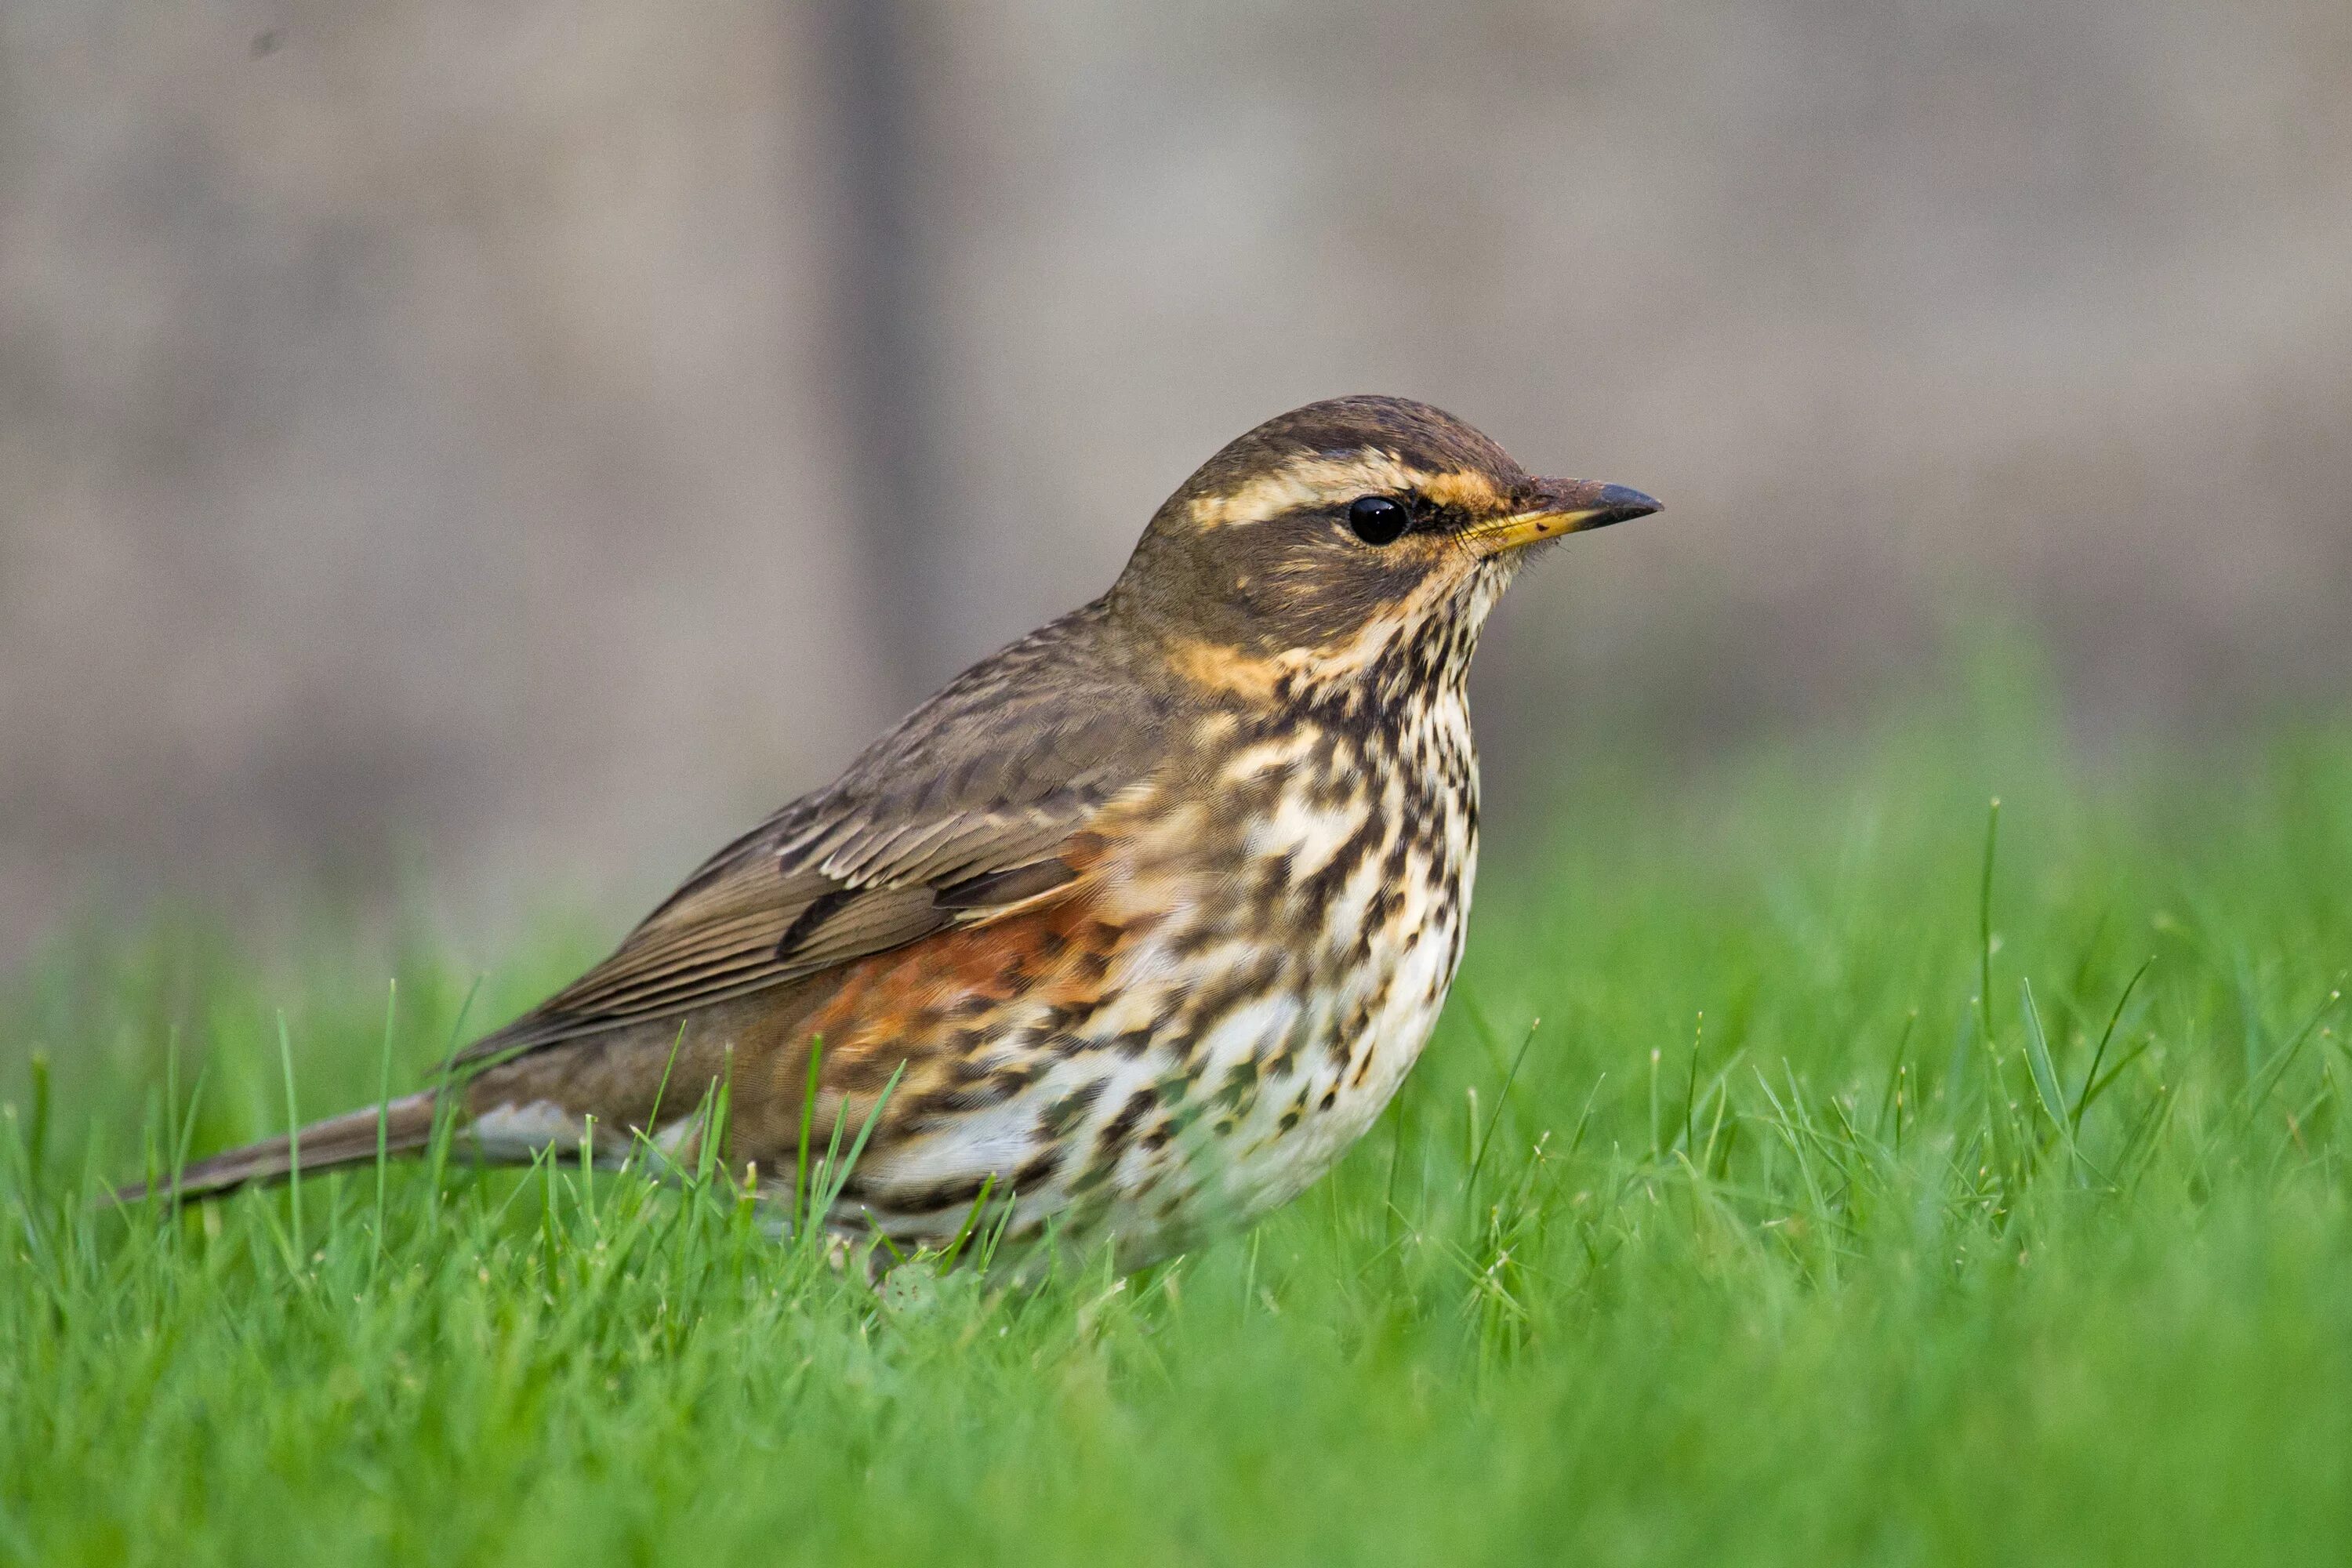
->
[1593,483,1662,523]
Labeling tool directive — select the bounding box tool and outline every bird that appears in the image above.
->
[125,396,1658,1269]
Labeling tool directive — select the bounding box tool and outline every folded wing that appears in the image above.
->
[456,608,1161,1068]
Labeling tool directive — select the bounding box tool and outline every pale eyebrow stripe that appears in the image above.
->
[1421,469,1503,511]
[1187,451,1426,529]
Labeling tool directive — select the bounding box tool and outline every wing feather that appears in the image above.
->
[454,604,1164,1069]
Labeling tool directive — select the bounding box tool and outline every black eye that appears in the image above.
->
[1347,495,1409,546]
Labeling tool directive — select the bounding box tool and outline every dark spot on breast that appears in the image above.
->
[900,1087,984,1123]
[1211,1054,1261,1112]
[1096,1085,1160,1157]
[1038,1079,1106,1138]
[835,1049,911,1092]
[989,1063,1041,1098]
[1011,1145,1064,1190]
[880,1171,994,1214]
[1168,923,1222,961]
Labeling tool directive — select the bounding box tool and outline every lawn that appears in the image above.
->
[5,698,2350,1566]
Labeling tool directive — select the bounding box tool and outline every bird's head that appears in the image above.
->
[1109,395,1659,701]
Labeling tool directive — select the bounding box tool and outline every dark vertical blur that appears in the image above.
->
[815,0,949,710]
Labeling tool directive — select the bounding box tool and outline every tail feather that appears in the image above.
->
[113,1091,441,1204]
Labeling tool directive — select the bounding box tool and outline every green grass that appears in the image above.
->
[5,703,2351,1566]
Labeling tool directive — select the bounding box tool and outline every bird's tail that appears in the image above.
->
[111,1091,441,1204]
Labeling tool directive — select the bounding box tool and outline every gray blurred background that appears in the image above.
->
[4,0,2349,971]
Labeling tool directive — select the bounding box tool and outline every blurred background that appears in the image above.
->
[3,0,2348,972]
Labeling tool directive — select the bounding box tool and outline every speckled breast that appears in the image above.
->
[844,672,1481,1265]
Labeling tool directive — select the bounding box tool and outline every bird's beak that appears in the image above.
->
[1462,477,1661,556]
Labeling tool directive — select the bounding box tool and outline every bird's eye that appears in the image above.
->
[1347,495,1409,546]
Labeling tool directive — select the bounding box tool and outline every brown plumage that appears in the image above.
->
[125,396,1658,1268]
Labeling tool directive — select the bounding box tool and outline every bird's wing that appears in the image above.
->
[455,610,1163,1068]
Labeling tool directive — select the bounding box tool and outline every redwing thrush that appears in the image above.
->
[132,397,1658,1266]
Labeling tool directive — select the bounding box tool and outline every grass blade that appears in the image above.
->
[1979,796,2002,1044]
[2020,978,2077,1163]
[2073,957,2152,1133]
[278,1011,303,1272]
[375,979,397,1253]
[1467,1018,1540,1202]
